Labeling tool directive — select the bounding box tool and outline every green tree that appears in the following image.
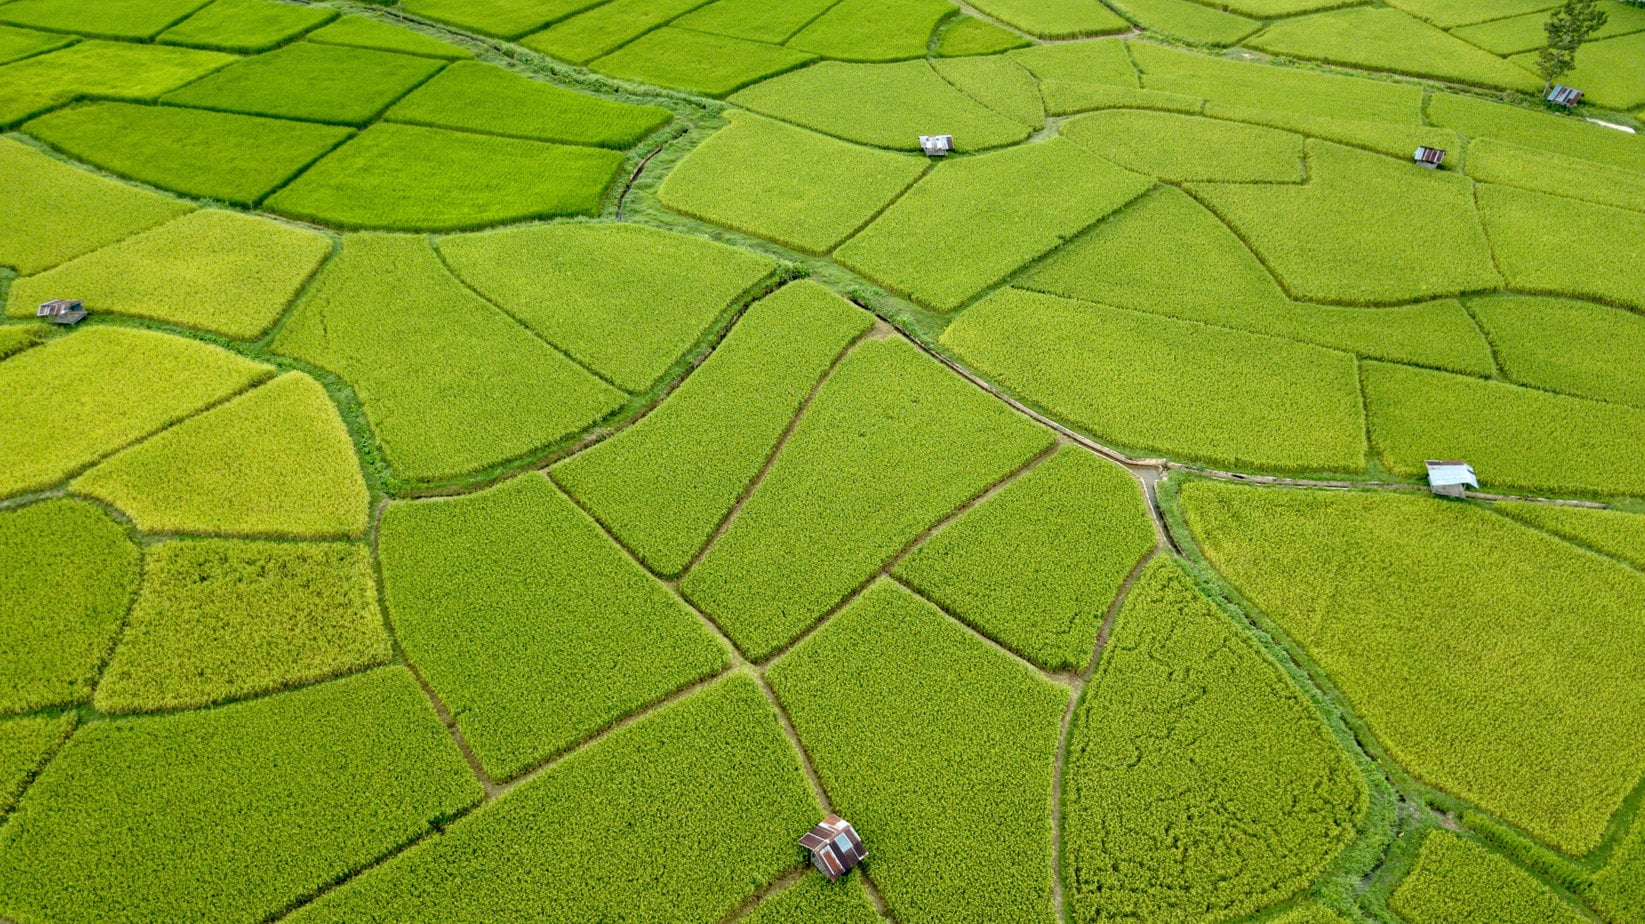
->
[1536,0,1609,93]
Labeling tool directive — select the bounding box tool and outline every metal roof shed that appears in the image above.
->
[1547,85,1583,107]
[799,814,867,881]
[919,134,953,157]
[1413,146,1446,169]
[37,299,87,325]
[1425,460,1477,498]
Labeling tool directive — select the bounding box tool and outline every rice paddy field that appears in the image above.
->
[0,0,1642,920]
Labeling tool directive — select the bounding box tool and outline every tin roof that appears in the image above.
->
[799,814,866,881]
[1413,146,1445,164]
[1425,460,1478,489]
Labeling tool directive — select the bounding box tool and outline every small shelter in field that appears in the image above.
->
[1425,460,1477,498]
[1547,85,1583,107]
[36,299,86,325]
[800,814,867,881]
[1413,146,1446,169]
[919,134,953,157]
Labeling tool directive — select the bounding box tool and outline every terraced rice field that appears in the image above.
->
[1,0,1642,921]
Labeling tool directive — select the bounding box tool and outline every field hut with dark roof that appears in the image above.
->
[799,814,867,881]
[1413,146,1446,169]
[37,299,86,325]
[1547,85,1583,107]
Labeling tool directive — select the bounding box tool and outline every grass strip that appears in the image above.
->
[658,110,928,254]
[24,101,351,206]
[835,137,1153,312]
[939,289,1367,472]
[767,579,1068,924]
[93,539,387,713]
[893,448,1155,670]
[0,667,482,924]
[552,280,872,577]
[0,136,192,275]
[379,473,730,780]
[0,325,270,498]
[283,674,821,923]
[0,499,139,714]
[72,372,369,539]
[7,208,331,338]
[273,234,622,483]
[438,221,776,392]
[1063,558,1365,922]
[682,337,1054,660]
[1182,481,1645,855]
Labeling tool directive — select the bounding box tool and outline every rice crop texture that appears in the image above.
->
[935,16,1028,55]
[1390,831,1589,924]
[0,23,73,65]
[962,0,1128,37]
[93,539,388,714]
[0,325,43,361]
[658,110,928,254]
[1180,480,1645,855]
[768,580,1068,924]
[1023,187,1495,374]
[1248,7,1539,91]
[0,0,212,39]
[0,39,236,126]
[0,667,483,924]
[1427,92,1645,174]
[682,337,1054,660]
[283,674,822,923]
[1479,184,1645,313]
[552,280,872,577]
[519,0,711,65]
[163,41,443,125]
[1190,141,1502,305]
[674,0,838,43]
[592,27,818,97]
[1201,102,1461,160]
[1511,32,1645,110]
[438,221,776,392]
[835,138,1154,312]
[1106,0,1260,45]
[1009,39,1137,87]
[1364,360,1645,497]
[1471,296,1645,407]
[1040,81,1202,116]
[728,59,1035,151]
[272,235,622,482]
[24,101,351,206]
[0,325,270,498]
[1380,0,1555,28]
[0,499,139,714]
[1131,42,1423,124]
[1452,1,1645,55]
[269,123,624,230]
[157,0,338,52]
[379,474,730,780]
[1495,501,1645,569]
[785,0,953,62]
[386,61,669,147]
[1588,818,1645,923]
[1271,904,1353,924]
[1062,559,1366,922]
[307,14,474,58]
[404,0,607,36]
[744,872,886,924]
[72,372,370,539]
[0,136,192,275]
[892,448,1155,670]
[0,714,73,815]
[1062,109,1304,182]
[928,54,1042,127]
[940,289,1367,472]
[7,208,331,338]
[1466,138,1645,215]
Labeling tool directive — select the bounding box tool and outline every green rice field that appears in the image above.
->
[1,0,1643,920]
